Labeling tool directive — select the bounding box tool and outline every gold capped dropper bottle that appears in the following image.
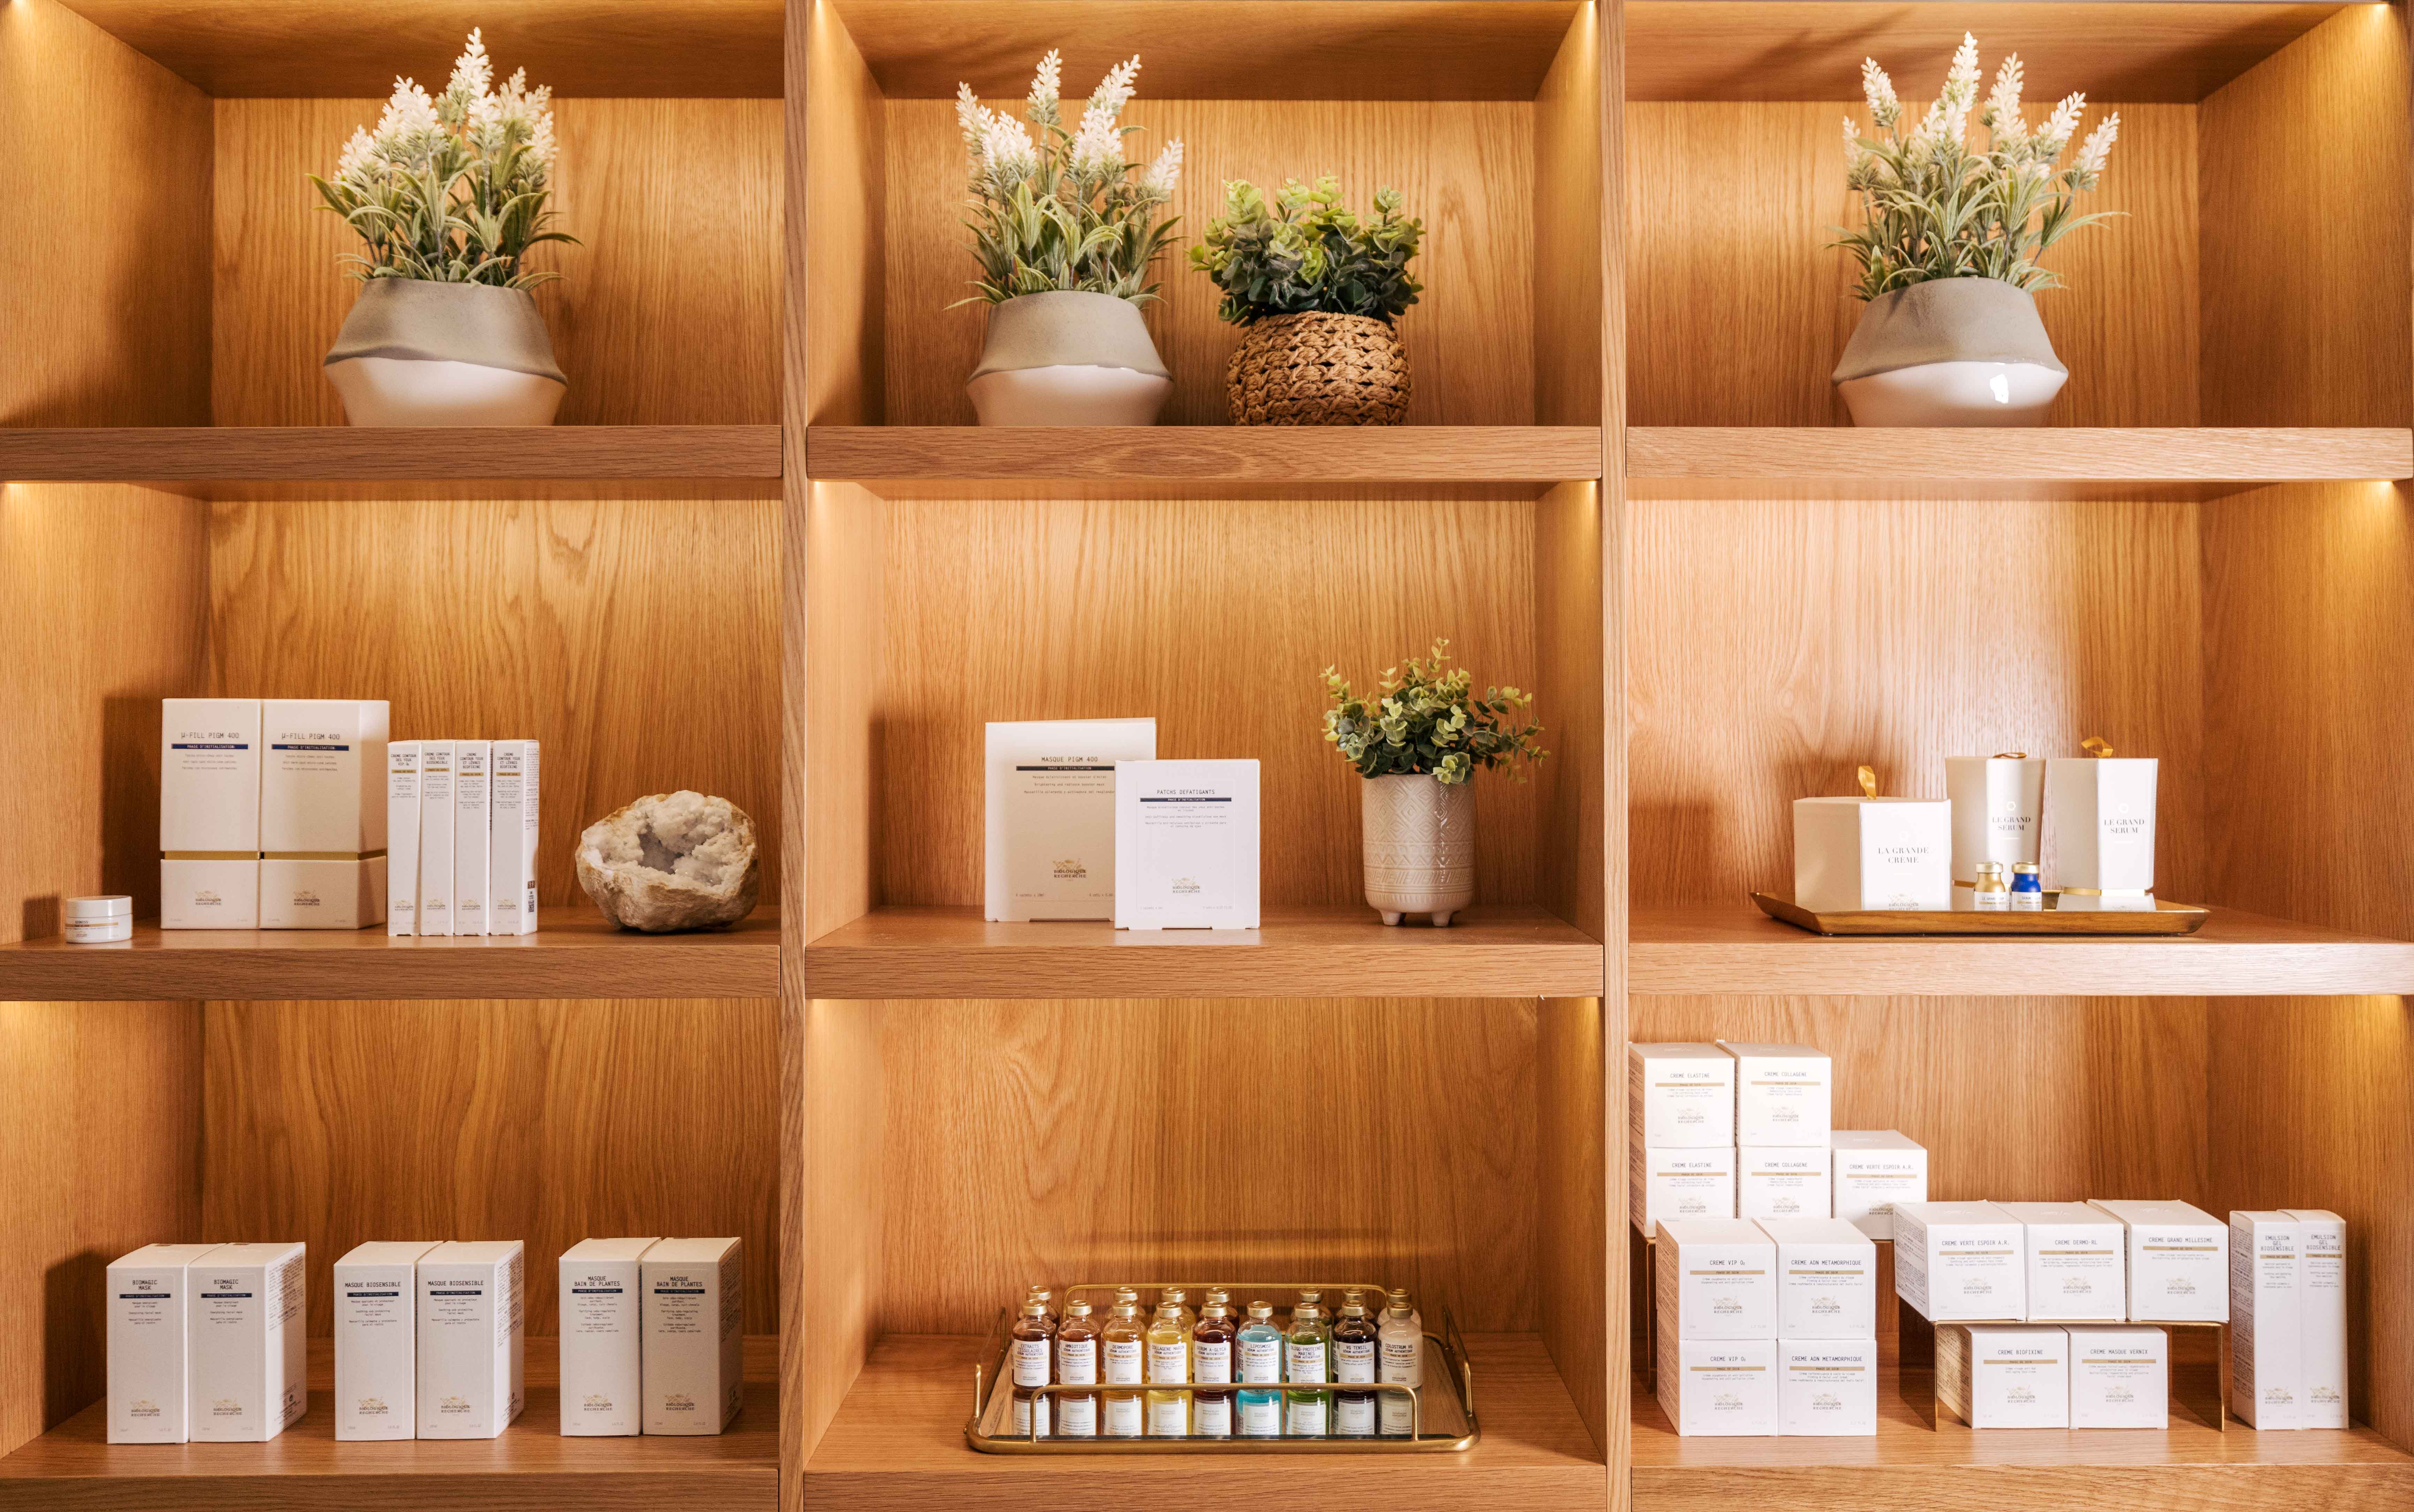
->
[1145,1293,1191,1436]
[1008,1295,1052,1437]
[1331,1292,1380,1437]
[1054,1297,1100,1437]
[1192,1288,1236,1438]
[1973,860,2010,910]
[1101,1287,1146,1437]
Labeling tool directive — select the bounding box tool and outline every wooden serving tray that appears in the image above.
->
[1752,891,2212,937]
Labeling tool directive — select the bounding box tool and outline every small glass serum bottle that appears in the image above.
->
[1192,1288,1236,1438]
[1378,1289,1423,1435]
[2010,862,2044,910]
[1331,1292,1380,1437]
[1009,1296,1052,1437]
[1145,1295,1191,1436]
[1285,1291,1331,1437]
[1101,1287,1146,1437]
[1235,1300,1284,1437]
[1972,860,2011,909]
[1054,1297,1100,1437]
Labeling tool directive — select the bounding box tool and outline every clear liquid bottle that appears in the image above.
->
[1378,1289,1424,1436]
[1235,1300,1284,1438]
[1284,1291,1331,1437]
[1145,1296,1191,1436]
[1331,1292,1380,1438]
[1054,1297,1100,1438]
[1191,1289,1236,1439]
[1009,1296,1052,1437]
[1101,1287,1146,1438]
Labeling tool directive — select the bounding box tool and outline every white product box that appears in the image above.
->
[1719,1043,1832,1147]
[2287,1209,2348,1428]
[1113,759,1260,930]
[489,740,540,935]
[1660,1338,1778,1436]
[386,742,421,935]
[643,1237,743,1435]
[334,1241,441,1440]
[984,718,1157,921]
[1757,1217,1876,1339]
[1778,1337,1878,1436]
[560,1237,658,1437]
[187,1241,307,1443]
[452,740,491,936]
[260,699,389,929]
[2230,1210,2302,1428]
[2047,755,2158,894]
[1655,1218,1777,1342]
[2090,1200,2229,1322]
[1633,1146,1736,1239]
[1831,1131,1929,1240]
[1895,1201,2026,1323]
[161,698,262,930]
[1955,1325,2069,1428]
[1741,1146,1832,1220]
[1628,1042,1736,1149]
[1945,755,2045,885]
[2069,1324,2168,1429]
[417,1240,525,1439]
[416,742,456,936]
[2000,1202,2126,1322]
[108,1243,219,1442]
[1792,795,1952,912]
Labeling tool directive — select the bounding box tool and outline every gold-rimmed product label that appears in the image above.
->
[162,850,260,860]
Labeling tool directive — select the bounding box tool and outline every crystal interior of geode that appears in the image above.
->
[574,790,761,932]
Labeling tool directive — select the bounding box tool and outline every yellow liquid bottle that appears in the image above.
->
[1101,1288,1146,1438]
[1145,1298,1191,1436]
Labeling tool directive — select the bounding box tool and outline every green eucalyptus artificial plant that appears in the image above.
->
[1190,177,1424,325]
[1322,641,1546,786]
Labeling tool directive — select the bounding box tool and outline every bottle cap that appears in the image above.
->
[1161,1287,1187,1307]
[1021,1298,1049,1318]
[66,895,133,920]
[2013,863,2040,875]
[1112,1287,1141,1317]
[1203,1287,1229,1307]
[1297,1290,1322,1306]
[1338,1299,1368,1318]
[1976,861,2004,878]
[1247,1300,1273,1319]
[1065,1299,1093,1317]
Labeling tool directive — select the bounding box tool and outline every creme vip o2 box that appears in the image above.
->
[643,1237,744,1435]
[386,742,421,935]
[2001,1202,2126,1322]
[417,1240,525,1439]
[2069,1325,2168,1429]
[1757,1217,1876,1339]
[1895,1201,2026,1323]
[108,1243,219,1442]
[1831,1131,1929,1240]
[260,699,389,929]
[2287,1209,2348,1428]
[1953,1325,2069,1428]
[2091,1200,2229,1322]
[187,1242,307,1443]
[489,740,540,935]
[560,1237,658,1437]
[416,741,456,936]
[335,1241,441,1440]
[1720,1043,1832,1147]
[451,741,492,937]
[1660,1338,1777,1437]
[1741,1146,1832,1221]
[161,698,262,929]
[1656,1219,1776,1342]
[1779,1337,1878,1436]
[2230,1210,2303,1428]
[1634,1146,1736,1239]
[1628,1043,1736,1148]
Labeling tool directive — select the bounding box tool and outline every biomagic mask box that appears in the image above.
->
[107,1243,220,1443]
[187,1242,307,1443]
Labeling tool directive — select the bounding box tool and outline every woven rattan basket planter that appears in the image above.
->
[1226,311,1410,425]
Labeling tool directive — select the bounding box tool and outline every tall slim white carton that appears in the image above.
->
[161,698,262,929]
[2000,1202,2126,1322]
[1792,795,1952,911]
[1945,754,2046,885]
[1655,1219,1777,1341]
[417,1240,525,1439]
[1778,1337,1878,1436]
[560,1238,658,1437]
[1740,1146,1832,1220]
[386,741,421,935]
[1660,1338,1778,1436]
[1628,1043,1736,1148]
[452,740,491,937]
[1756,1217,1876,1339]
[259,698,388,928]
[2047,754,2158,894]
[2068,1325,2168,1429]
[108,1243,219,1442]
[1894,1201,2026,1323]
[1634,1146,1736,1239]
[2286,1209,2348,1428]
[489,740,540,935]
[2230,1211,2302,1428]
[2090,1200,2229,1322]
[644,1237,744,1434]
[187,1241,307,1442]
[1830,1131,1929,1240]
[335,1241,441,1440]
[1958,1325,2069,1428]
[417,741,456,936]
[1719,1043,1832,1147]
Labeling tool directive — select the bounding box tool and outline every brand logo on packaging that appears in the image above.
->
[212,1399,242,1416]
[441,1396,471,1413]
[1051,858,1088,879]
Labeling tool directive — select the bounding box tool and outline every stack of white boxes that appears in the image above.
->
[107,1241,307,1444]
[558,1236,747,1438]
[1655,1216,1877,1437]
[2231,1209,2348,1430]
[162,698,388,930]
[386,738,541,936]
[1726,1043,1833,1222]
[1628,1044,1736,1238]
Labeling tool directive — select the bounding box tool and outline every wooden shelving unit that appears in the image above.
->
[0,426,784,484]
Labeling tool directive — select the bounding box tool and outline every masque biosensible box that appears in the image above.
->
[386,741,420,935]
[985,718,1157,920]
[2287,1209,2348,1428]
[452,740,491,936]
[489,740,540,935]
[644,1237,744,1435]
[1792,795,1951,911]
[1948,1324,2068,1428]
[560,1237,658,1437]
[2000,1202,2126,1322]
[260,698,388,929]
[2090,1199,2228,1322]
[1720,1042,1832,1147]
[2230,1210,2302,1428]
[335,1241,441,1440]
[1778,1337,1878,1436]
[1628,1042,1736,1148]
[108,1243,219,1442]
[2069,1324,2168,1429]
[1895,1201,2026,1322]
[1756,1217,1876,1338]
[1831,1130,1929,1240]
[1741,1146,1832,1220]
[1656,1218,1776,1341]
[161,698,262,929]
[188,1241,307,1443]
[1660,1338,1777,1436]
[417,1240,524,1439]
[1634,1146,1736,1239]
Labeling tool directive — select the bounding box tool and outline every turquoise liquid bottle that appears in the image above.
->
[1235,1300,1284,1437]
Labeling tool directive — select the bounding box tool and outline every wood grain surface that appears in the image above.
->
[212,99,781,429]
[802,0,886,428]
[0,428,783,483]
[806,425,1603,484]
[1626,427,2412,493]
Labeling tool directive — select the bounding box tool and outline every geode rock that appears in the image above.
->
[575,791,760,932]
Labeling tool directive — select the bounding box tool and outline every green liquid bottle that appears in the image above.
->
[1284,1291,1330,1437]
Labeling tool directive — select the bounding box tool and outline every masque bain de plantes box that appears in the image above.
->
[1656,1219,1777,1341]
[1895,1201,2025,1322]
[416,1240,524,1439]
[161,698,262,929]
[2000,1202,2126,1322]
[108,1243,220,1443]
[560,1237,658,1437]
[1719,1042,1832,1147]
[187,1241,307,1443]
[259,699,388,929]
[2068,1325,2167,1429]
[1830,1131,1928,1240]
[334,1241,441,1440]
[643,1237,744,1435]
[2089,1200,2228,1323]
[2230,1210,2303,1428]
[1756,1217,1876,1338]
[2288,1209,2348,1428]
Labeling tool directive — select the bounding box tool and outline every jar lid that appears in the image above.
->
[66,895,134,920]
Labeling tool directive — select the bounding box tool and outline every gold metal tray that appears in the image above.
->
[966,1280,1478,1454]
[1753,891,2211,937]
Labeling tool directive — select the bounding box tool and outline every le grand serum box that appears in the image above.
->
[417,1240,525,1439]
[260,698,389,929]
[188,1242,308,1443]
[161,698,262,929]
[108,1243,219,1443]
[643,1237,744,1435]
[335,1241,441,1440]
[561,1237,658,1436]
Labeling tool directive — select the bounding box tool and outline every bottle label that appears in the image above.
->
[1105,1394,1143,1437]
[1240,1396,1281,1437]
[1194,1339,1232,1384]
[1057,1395,1097,1437]
[1336,1395,1376,1436]
[1335,1338,1376,1384]
[1380,1336,1421,1384]
[1148,1396,1188,1436]
[1011,1394,1050,1437]
[1104,1339,1142,1385]
[1148,1340,1188,1385]
[1193,1395,1233,1437]
[1057,1337,1097,1386]
[1380,1391,1416,1436]
[1286,1397,1327,1436]
[1012,1337,1050,1388]
[1238,1337,1281,1384]
[1286,1339,1326,1383]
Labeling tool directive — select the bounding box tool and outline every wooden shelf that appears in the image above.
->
[804,1332,1605,1507]
[1630,906,2414,997]
[803,904,1604,999]
[1632,1364,2414,1509]
[0,1335,778,1511]
[804,425,1603,498]
[1625,428,2414,500]
[0,427,783,493]
[0,909,780,1003]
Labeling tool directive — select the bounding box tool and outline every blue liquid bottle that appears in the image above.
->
[1235,1300,1284,1437]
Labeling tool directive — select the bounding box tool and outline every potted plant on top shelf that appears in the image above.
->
[1832,34,2121,426]
[310,29,575,428]
[953,51,1185,426]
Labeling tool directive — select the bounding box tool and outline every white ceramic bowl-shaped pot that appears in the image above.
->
[1832,276,2068,427]
[324,278,567,427]
[1361,772,1476,927]
[967,290,1171,426]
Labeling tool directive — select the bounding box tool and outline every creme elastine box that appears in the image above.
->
[643,1237,744,1435]
[2287,1209,2348,1429]
[1655,1218,1776,1343]
[1830,1130,1929,1240]
[1632,1145,1735,1240]
[187,1241,307,1443]
[1660,1338,1777,1437]
[1894,1201,2026,1323]
[2000,1201,2126,1322]
[2091,1199,2229,1323]
[417,1240,525,1439]
[259,698,389,929]
[2230,1210,2303,1429]
[1756,1217,1876,1339]
[1628,1042,1736,1149]
[161,698,262,930]
[1719,1042,1832,1147]
[334,1241,441,1441]
[107,1243,220,1443]
[560,1237,659,1437]
[489,740,540,936]
[1778,1337,1878,1436]
[2069,1324,2168,1430]
[1741,1145,1832,1221]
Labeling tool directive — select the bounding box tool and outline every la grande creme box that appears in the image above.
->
[1792,797,1951,911]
